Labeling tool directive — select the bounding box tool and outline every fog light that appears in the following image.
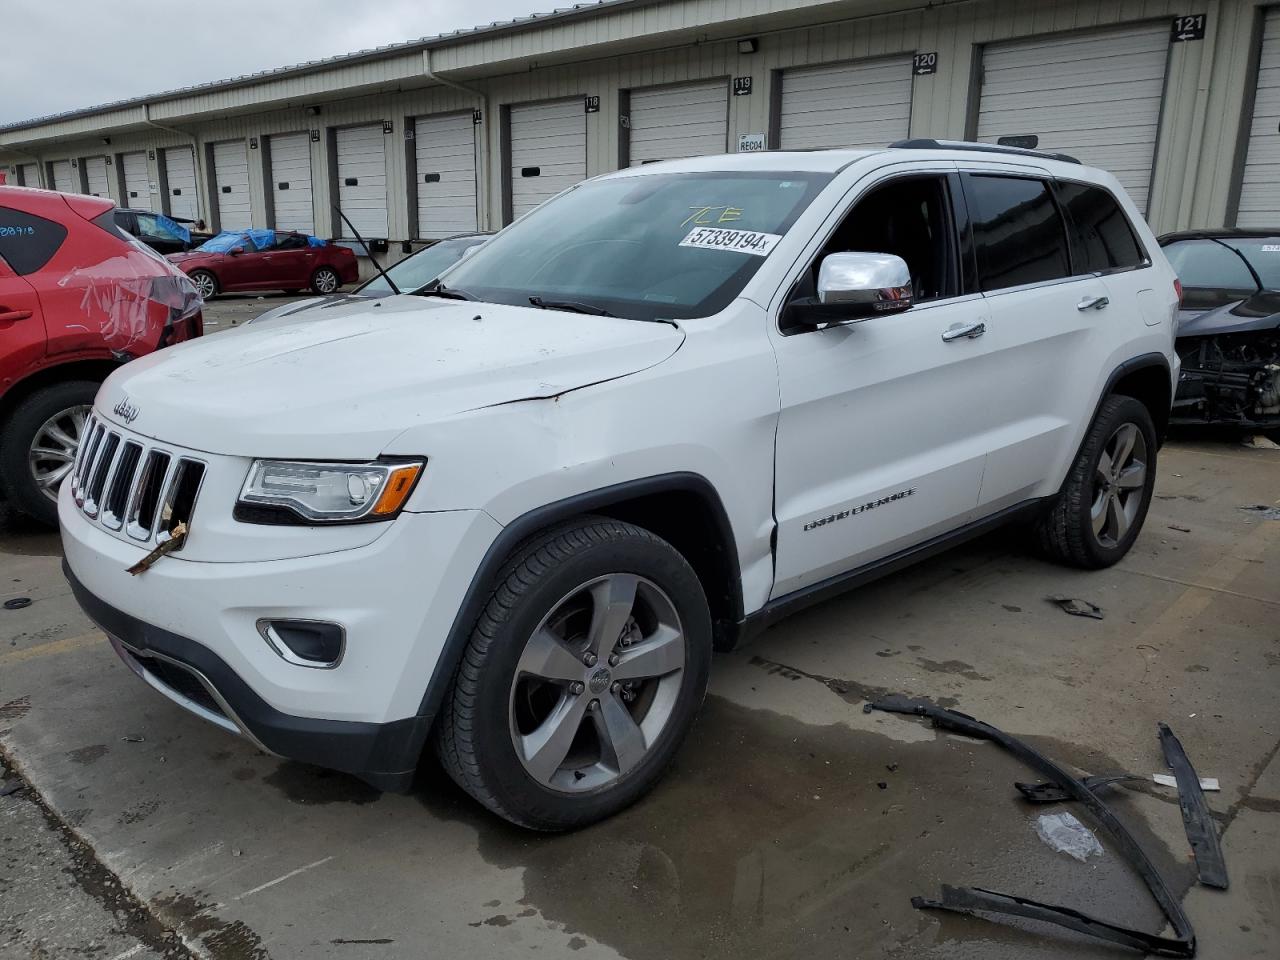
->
[257,619,345,668]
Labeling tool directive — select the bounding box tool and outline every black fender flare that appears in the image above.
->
[412,471,742,727]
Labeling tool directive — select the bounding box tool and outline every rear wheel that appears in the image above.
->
[310,267,340,294]
[1035,395,1157,568]
[0,381,98,527]
[190,269,218,300]
[436,518,711,831]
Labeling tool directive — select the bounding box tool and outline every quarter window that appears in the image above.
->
[965,175,1070,292]
[1055,181,1147,273]
[0,206,68,275]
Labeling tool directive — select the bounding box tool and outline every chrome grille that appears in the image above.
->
[71,414,205,545]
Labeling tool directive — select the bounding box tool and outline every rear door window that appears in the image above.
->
[964,175,1071,292]
[0,205,69,275]
[1055,181,1147,273]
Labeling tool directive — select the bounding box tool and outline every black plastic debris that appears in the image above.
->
[1014,774,1141,804]
[870,694,1196,957]
[0,780,21,797]
[1159,723,1228,890]
[1046,595,1104,619]
[3,597,31,610]
[1238,504,1280,521]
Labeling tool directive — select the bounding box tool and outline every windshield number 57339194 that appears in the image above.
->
[679,226,781,257]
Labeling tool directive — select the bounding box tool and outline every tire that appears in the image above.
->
[0,381,98,527]
[1035,395,1158,569]
[435,517,712,831]
[190,269,219,300]
[310,267,340,294]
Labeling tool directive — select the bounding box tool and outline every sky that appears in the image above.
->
[1,0,549,125]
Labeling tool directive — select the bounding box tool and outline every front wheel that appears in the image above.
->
[1035,394,1158,568]
[189,269,218,300]
[435,518,712,831]
[310,267,340,294]
[0,381,98,527]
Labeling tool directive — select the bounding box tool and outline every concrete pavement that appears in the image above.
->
[1,438,1278,959]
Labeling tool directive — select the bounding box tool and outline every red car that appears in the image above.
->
[166,230,359,299]
[0,185,202,525]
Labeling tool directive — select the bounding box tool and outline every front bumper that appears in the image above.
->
[61,477,503,790]
[66,561,425,791]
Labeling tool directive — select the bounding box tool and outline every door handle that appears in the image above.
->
[1077,295,1110,311]
[0,308,33,323]
[941,321,986,342]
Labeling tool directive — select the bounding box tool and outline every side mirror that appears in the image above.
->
[784,252,914,330]
[229,246,244,256]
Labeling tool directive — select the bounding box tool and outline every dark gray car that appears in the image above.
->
[1160,230,1280,431]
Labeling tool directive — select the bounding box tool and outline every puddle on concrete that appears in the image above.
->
[419,696,1190,960]
[263,761,382,806]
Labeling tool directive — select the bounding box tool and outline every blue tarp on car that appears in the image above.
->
[195,229,326,253]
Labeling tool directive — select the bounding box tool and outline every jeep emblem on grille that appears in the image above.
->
[112,396,140,425]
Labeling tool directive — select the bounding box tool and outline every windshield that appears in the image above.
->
[362,235,488,296]
[1163,236,1280,309]
[435,171,831,321]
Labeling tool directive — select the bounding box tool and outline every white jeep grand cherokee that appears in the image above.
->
[61,140,1180,830]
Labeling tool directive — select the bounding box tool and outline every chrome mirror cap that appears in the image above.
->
[817,252,914,313]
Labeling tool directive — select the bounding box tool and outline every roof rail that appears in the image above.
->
[888,138,1082,165]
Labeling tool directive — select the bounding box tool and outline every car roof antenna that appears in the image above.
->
[331,205,400,295]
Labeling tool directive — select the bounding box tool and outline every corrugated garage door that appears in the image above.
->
[51,160,76,193]
[163,147,199,221]
[1236,10,1280,227]
[84,157,110,198]
[17,163,39,188]
[336,124,388,238]
[213,140,251,230]
[269,132,314,234]
[121,151,151,210]
[628,79,729,164]
[977,23,1170,212]
[778,56,914,150]
[509,98,585,221]
[415,113,478,238]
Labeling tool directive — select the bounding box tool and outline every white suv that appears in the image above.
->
[60,140,1180,830]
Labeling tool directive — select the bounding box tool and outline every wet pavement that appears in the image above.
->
[1,439,1278,959]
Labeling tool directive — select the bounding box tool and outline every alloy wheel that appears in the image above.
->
[315,269,338,293]
[1091,421,1148,548]
[193,272,216,299]
[508,574,686,793]
[28,404,91,503]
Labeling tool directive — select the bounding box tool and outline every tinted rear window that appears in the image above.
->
[966,175,1070,292]
[0,205,68,275]
[1056,181,1147,273]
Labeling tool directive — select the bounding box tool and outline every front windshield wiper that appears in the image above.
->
[419,281,478,301]
[528,296,615,317]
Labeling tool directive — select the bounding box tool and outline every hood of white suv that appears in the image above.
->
[97,295,684,457]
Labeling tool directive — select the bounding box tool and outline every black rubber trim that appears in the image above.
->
[63,559,426,792]
[413,472,742,724]
[1091,352,1173,445]
[740,498,1049,641]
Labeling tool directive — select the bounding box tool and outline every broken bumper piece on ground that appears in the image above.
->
[866,693,1197,958]
[1159,721,1229,890]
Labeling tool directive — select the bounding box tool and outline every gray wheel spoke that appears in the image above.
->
[44,423,79,450]
[1116,461,1146,490]
[1095,450,1113,486]
[586,574,639,656]
[1111,423,1138,471]
[595,693,647,776]
[1107,493,1127,541]
[613,624,684,681]
[520,693,590,784]
[518,629,585,682]
[30,445,74,463]
[1091,492,1109,536]
[35,462,73,489]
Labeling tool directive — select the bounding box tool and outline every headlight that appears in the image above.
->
[236,459,423,524]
